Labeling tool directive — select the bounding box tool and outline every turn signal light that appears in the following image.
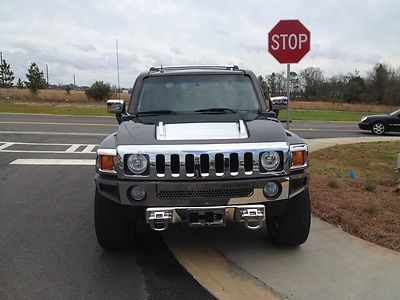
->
[292,151,307,168]
[99,155,114,171]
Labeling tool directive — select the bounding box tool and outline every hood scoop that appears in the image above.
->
[156,120,248,140]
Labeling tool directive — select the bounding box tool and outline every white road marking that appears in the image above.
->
[82,144,96,153]
[0,142,14,150]
[10,159,95,165]
[0,130,109,136]
[0,141,97,154]
[65,144,81,153]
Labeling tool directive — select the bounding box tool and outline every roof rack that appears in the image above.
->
[148,65,240,73]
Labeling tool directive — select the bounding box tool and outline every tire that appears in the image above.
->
[266,188,311,246]
[371,122,386,135]
[94,190,136,250]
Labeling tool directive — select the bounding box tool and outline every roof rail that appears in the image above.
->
[148,65,240,73]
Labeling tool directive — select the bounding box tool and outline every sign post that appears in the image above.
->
[268,20,311,130]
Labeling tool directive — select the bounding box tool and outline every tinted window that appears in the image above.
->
[136,75,260,112]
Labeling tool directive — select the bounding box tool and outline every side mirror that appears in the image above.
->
[107,99,126,124]
[259,109,277,119]
[107,99,125,114]
[269,96,288,111]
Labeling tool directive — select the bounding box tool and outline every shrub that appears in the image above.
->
[85,81,111,101]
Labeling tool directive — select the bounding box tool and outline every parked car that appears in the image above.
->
[95,65,310,250]
[358,109,400,135]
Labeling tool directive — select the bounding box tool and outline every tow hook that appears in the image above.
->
[235,206,265,230]
[146,208,174,231]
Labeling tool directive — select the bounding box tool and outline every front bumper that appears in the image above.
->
[95,172,308,207]
[358,122,370,130]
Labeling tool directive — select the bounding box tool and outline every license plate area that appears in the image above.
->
[186,208,226,227]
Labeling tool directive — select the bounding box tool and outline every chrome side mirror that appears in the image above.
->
[269,96,288,111]
[107,99,125,114]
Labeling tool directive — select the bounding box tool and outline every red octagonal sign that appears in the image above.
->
[268,20,311,64]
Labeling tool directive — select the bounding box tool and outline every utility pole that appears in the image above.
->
[0,51,2,62]
[46,64,49,86]
[116,39,121,99]
[73,74,76,86]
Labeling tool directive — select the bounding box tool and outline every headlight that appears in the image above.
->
[127,154,148,174]
[360,117,367,122]
[260,151,280,171]
[290,144,308,169]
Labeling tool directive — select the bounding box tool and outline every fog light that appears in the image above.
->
[130,186,146,201]
[264,182,280,197]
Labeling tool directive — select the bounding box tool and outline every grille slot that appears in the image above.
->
[156,154,165,176]
[244,152,253,174]
[200,154,209,175]
[170,154,180,176]
[158,187,253,199]
[215,153,224,175]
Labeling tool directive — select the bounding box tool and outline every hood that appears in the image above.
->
[115,114,289,146]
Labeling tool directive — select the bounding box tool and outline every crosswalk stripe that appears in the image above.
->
[10,159,95,165]
[65,144,81,153]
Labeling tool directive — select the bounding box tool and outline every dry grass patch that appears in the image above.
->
[291,100,395,113]
[0,88,130,103]
[310,141,400,251]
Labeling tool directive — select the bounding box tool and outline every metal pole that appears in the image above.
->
[116,39,120,100]
[286,63,291,130]
[46,64,49,85]
[73,74,76,86]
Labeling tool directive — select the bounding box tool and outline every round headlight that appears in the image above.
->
[260,151,280,171]
[127,154,148,174]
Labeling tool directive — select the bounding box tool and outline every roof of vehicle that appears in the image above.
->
[143,65,249,76]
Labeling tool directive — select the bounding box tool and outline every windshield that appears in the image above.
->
[389,109,400,116]
[136,75,260,113]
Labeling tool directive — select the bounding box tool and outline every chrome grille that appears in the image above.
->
[155,152,256,178]
[117,142,289,180]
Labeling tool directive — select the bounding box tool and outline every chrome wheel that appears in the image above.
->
[372,123,385,135]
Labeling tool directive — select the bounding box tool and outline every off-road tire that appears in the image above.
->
[266,188,311,246]
[94,190,136,250]
[371,122,386,135]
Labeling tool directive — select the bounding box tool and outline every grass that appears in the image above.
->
[310,141,400,251]
[311,141,400,185]
[278,109,377,121]
[0,87,398,120]
[0,100,109,116]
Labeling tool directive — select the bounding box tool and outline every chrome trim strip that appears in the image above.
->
[97,148,117,156]
[117,142,288,153]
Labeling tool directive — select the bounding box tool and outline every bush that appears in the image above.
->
[85,81,111,101]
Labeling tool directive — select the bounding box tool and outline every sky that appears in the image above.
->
[1,0,400,88]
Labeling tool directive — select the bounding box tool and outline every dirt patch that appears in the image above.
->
[310,141,400,252]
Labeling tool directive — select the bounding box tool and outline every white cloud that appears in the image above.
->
[1,0,399,87]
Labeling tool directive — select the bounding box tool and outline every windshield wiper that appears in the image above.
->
[135,110,177,116]
[195,107,237,114]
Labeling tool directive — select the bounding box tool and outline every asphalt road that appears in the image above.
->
[0,113,214,299]
[0,112,398,299]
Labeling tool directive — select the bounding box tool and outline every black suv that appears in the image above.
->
[95,65,310,250]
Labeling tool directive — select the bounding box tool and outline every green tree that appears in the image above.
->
[85,81,111,101]
[257,75,268,99]
[25,63,47,94]
[0,59,15,88]
[16,78,24,89]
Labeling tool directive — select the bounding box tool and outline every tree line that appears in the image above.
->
[0,60,112,101]
[258,63,400,106]
[2,58,400,105]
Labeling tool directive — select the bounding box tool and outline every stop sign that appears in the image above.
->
[268,20,311,64]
